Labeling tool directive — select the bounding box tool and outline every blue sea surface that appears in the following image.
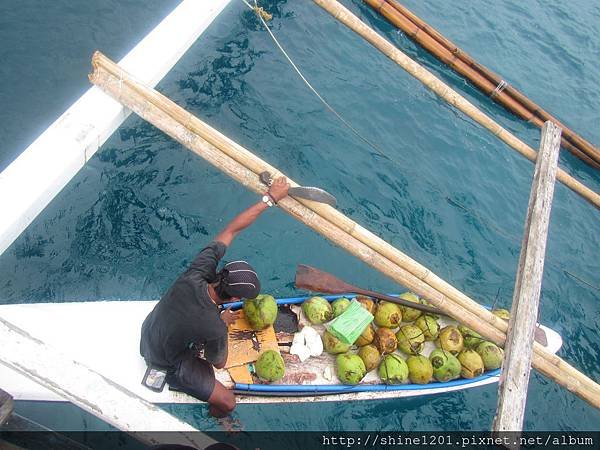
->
[1,0,599,436]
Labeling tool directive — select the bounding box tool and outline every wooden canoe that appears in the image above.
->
[0,294,562,404]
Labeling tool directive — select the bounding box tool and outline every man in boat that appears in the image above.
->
[140,177,290,418]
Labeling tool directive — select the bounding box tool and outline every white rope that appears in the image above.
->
[241,0,397,164]
[490,79,508,99]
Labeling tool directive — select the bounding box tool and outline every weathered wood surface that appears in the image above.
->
[493,122,562,437]
[0,316,216,447]
[0,388,14,425]
[225,311,279,369]
[311,0,599,208]
[89,53,600,409]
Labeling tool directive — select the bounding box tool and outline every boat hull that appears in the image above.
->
[0,298,562,404]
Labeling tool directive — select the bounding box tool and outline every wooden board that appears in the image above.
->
[224,311,279,369]
[227,365,254,384]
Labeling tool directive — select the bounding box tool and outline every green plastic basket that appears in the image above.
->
[327,299,374,345]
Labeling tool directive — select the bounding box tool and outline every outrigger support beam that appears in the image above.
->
[89,52,600,409]
[493,122,561,438]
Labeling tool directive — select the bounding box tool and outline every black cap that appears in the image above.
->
[221,261,260,299]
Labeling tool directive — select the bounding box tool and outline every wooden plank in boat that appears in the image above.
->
[224,311,279,369]
[227,365,254,384]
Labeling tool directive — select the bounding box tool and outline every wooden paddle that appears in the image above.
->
[295,264,548,346]
[295,264,445,316]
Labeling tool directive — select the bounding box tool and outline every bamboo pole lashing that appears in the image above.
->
[90,53,600,409]
[369,0,600,167]
[313,0,600,208]
[366,0,537,121]
[372,0,600,169]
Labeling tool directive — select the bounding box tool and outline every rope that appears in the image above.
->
[490,79,508,99]
[241,0,399,164]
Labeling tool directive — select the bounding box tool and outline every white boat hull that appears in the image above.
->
[0,300,562,404]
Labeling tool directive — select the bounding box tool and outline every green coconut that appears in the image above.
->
[358,344,381,372]
[415,315,440,341]
[355,323,375,347]
[492,308,510,321]
[331,297,351,318]
[459,325,487,350]
[374,301,403,328]
[398,292,422,322]
[476,341,504,370]
[356,295,375,314]
[336,353,367,385]
[396,324,425,355]
[373,327,398,354]
[458,349,485,379]
[437,326,464,355]
[322,330,351,354]
[255,350,285,382]
[429,348,461,382]
[378,354,409,384]
[243,294,278,330]
[406,355,433,384]
[302,296,333,324]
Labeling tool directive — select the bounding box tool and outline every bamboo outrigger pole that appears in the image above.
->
[311,0,600,209]
[89,52,600,408]
[365,0,600,168]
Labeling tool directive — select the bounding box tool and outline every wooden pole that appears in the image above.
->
[311,0,600,209]
[89,53,600,409]
[370,0,600,168]
[0,317,216,447]
[493,122,562,436]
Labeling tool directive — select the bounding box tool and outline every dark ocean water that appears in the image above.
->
[1,0,599,437]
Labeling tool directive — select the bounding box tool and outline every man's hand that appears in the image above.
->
[214,177,290,247]
[268,176,290,203]
[220,306,242,327]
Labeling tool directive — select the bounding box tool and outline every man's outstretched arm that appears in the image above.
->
[214,177,289,247]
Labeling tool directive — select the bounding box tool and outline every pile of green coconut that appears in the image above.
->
[301,294,507,386]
